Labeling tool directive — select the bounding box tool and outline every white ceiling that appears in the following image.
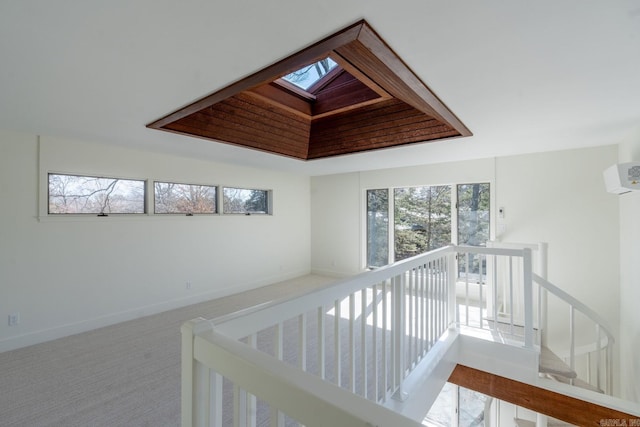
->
[1,1,639,176]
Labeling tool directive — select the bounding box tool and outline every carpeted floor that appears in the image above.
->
[0,275,336,427]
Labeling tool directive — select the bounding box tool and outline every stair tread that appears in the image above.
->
[514,418,536,427]
[548,373,604,394]
[539,345,577,378]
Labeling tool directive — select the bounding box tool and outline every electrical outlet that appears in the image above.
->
[185,282,192,290]
[8,313,20,326]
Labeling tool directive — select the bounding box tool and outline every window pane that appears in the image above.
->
[424,382,455,426]
[48,173,145,214]
[394,186,451,261]
[457,183,490,246]
[458,386,488,426]
[457,183,490,282]
[282,57,338,90]
[366,189,389,268]
[223,187,269,214]
[154,182,217,214]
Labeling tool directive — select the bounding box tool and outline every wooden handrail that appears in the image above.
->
[449,364,638,425]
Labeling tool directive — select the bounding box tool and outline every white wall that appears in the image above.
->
[495,146,620,393]
[618,140,640,403]
[0,130,311,352]
[310,172,362,277]
[495,147,620,334]
[310,145,620,391]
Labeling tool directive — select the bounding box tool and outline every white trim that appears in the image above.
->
[0,269,309,353]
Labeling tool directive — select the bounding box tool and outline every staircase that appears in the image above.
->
[484,242,616,425]
[534,271,615,397]
[181,243,637,427]
[539,344,605,394]
[539,345,577,380]
[485,241,615,398]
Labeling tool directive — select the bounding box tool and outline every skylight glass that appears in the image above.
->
[282,57,338,90]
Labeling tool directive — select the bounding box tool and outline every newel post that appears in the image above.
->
[181,317,208,427]
[181,319,197,427]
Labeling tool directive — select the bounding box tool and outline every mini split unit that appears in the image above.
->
[603,162,640,194]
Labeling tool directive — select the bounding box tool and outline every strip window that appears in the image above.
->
[223,187,270,215]
[48,173,146,215]
[154,182,217,215]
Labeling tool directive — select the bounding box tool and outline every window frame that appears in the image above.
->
[280,56,339,92]
[366,188,390,268]
[455,182,491,284]
[47,172,148,216]
[42,171,274,220]
[393,184,453,263]
[153,181,218,215]
[222,186,273,215]
[363,182,492,270]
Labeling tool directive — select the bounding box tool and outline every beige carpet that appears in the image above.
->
[0,275,336,427]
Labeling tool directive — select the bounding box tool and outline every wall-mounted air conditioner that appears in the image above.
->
[603,162,640,194]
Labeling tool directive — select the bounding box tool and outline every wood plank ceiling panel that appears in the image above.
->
[312,72,381,116]
[166,94,310,159]
[309,99,459,159]
[147,20,471,161]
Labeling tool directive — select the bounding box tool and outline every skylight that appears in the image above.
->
[282,57,338,90]
[148,20,471,160]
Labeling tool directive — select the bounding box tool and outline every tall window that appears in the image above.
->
[48,173,146,214]
[394,186,452,261]
[366,189,389,268]
[457,183,490,282]
[365,183,490,268]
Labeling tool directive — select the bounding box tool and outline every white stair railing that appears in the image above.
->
[181,243,618,426]
[181,319,425,427]
[182,244,540,427]
[455,244,536,348]
[470,241,615,395]
[533,273,615,395]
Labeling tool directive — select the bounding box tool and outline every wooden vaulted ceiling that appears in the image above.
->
[147,20,471,160]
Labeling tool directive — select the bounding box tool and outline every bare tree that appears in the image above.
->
[154,182,216,214]
[48,174,144,214]
[284,58,334,87]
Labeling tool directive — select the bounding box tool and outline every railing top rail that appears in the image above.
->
[487,241,543,251]
[208,245,454,338]
[194,329,425,427]
[208,244,528,339]
[533,273,615,344]
[456,244,529,257]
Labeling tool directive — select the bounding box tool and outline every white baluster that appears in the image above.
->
[349,293,356,393]
[317,306,325,380]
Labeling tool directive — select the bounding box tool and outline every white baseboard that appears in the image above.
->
[310,267,354,279]
[0,270,309,354]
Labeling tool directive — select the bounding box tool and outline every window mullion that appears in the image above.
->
[452,185,459,246]
[388,187,395,264]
